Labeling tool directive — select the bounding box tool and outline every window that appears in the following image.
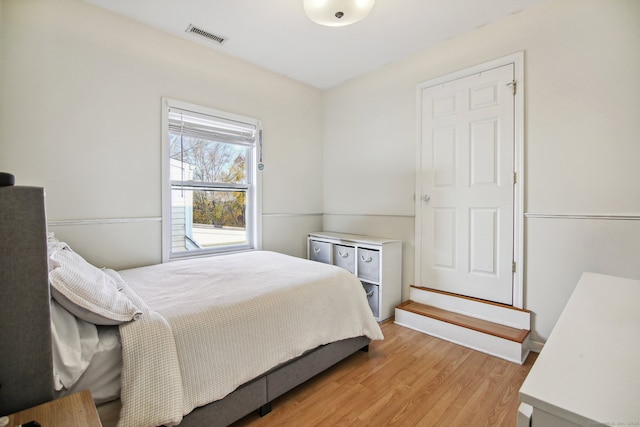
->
[162,99,261,261]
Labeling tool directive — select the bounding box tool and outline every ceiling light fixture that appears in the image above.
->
[303,0,375,27]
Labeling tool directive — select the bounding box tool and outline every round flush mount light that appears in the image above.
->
[303,0,375,27]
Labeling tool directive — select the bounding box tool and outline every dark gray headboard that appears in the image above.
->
[0,186,54,415]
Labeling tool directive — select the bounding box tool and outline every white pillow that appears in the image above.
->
[49,246,141,325]
[47,232,69,272]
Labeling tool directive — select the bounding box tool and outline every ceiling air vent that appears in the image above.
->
[185,24,227,46]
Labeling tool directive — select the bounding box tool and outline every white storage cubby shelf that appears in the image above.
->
[307,232,402,322]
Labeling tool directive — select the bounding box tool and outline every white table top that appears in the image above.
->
[519,272,640,426]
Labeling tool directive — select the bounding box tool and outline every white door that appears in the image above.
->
[417,63,516,305]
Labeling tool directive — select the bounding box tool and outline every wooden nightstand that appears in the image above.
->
[5,390,102,427]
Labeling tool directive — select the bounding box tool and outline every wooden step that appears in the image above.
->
[396,300,529,343]
[407,285,531,330]
[395,298,531,364]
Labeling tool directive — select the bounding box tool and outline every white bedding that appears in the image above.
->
[116,251,383,427]
[59,325,123,404]
[51,299,99,390]
[52,299,123,404]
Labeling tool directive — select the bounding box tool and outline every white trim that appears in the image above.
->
[161,98,171,263]
[512,52,525,310]
[417,52,523,90]
[414,52,525,308]
[525,213,640,221]
[262,212,323,217]
[323,212,414,218]
[48,217,161,226]
[164,98,262,132]
[254,125,263,251]
[414,80,424,289]
[529,339,544,353]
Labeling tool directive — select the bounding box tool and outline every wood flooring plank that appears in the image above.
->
[232,321,537,427]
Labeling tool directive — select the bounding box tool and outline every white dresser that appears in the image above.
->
[307,232,402,322]
[519,272,640,427]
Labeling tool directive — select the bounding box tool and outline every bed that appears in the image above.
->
[0,185,383,426]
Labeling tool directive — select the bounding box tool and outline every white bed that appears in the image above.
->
[116,251,383,426]
[47,235,382,426]
[1,186,383,426]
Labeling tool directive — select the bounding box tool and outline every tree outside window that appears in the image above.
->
[163,99,260,260]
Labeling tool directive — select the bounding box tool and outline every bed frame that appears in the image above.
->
[0,185,370,425]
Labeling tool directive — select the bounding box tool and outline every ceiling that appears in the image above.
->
[84,0,545,89]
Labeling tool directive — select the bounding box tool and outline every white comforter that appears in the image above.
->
[116,251,383,427]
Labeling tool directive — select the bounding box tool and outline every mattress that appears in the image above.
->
[116,250,383,427]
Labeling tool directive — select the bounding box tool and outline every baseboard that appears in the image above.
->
[529,339,544,353]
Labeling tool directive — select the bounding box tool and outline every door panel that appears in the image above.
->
[433,207,456,269]
[469,208,498,275]
[433,127,457,187]
[470,119,498,185]
[419,64,515,304]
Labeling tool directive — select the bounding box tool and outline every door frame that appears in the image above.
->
[414,52,525,308]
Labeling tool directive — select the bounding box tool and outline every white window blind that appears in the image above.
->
[168,107,256,145]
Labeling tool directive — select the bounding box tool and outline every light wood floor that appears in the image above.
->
[99,320,537,426]
[232,320,537,427]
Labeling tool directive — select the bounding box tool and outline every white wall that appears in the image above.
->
[0,0,323,268]
[322,0,640,343]
[2,0,638,344]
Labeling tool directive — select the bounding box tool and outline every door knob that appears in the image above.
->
[421,194,431,202]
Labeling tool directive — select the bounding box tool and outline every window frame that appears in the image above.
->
[161,98,262,262]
